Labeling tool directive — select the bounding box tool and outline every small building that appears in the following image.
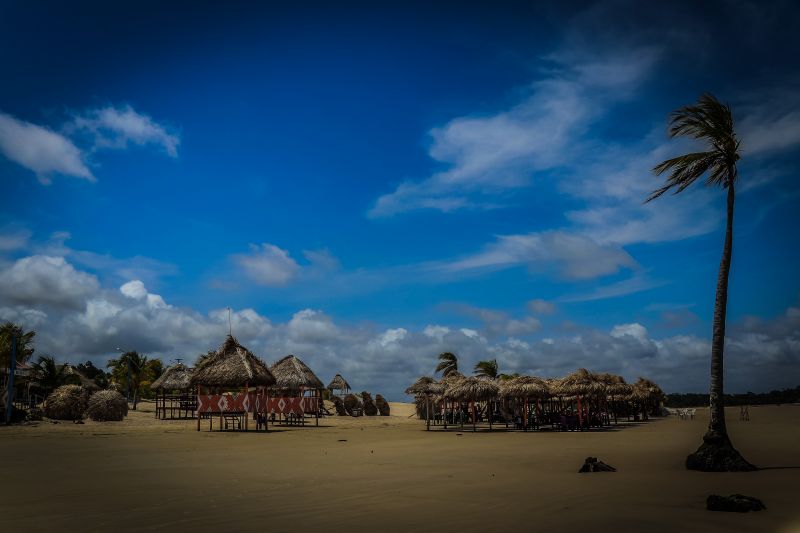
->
[150,363,195,419]
[269,355,325,426]
[327,373,351,397]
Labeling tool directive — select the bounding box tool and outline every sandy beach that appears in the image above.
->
[0,403,798,532]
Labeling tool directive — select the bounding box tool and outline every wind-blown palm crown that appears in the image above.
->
[435,352,458,377]
[647,93,740,202]
[473,359,498,379]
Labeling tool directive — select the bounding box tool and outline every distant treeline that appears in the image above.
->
[665,386,800,407]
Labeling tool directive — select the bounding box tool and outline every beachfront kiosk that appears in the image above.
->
[190,336,275,431]
[268,355,325,427]
[150,363,196,419]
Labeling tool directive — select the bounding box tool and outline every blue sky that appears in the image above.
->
[1,1,799,399]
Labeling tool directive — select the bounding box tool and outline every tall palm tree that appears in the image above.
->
[107,351,149,410]
[435,352,458,377]
[30,356,68,396]
[649,93,755,471]
[0,322,35,369]
[474,359,499,379]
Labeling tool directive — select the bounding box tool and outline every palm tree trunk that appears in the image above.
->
[686,181,755,472]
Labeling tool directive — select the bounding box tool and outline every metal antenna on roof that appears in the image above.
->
[227,306,232,336]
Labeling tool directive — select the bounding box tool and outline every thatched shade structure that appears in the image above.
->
[444,376,499,432]
[64,366,100,392]
[85,390,128,421]
[44,385,88,421]
[552,369,604,429]
[150,363,195,420]
[191,336,275,388]
[268,355,324,426]
[327,374,351,396]
[498,376,549,399]
[595,372,632,424]
[269,355,324,393]
[405,376,443,431]
[190,335,275,431]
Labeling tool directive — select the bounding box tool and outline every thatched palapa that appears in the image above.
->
[190,335,275,388]
[498,375,549,399]
[327,373,351,396]
[269,355,324,393]
[85,390,128,421]
[443,376,498,402]
[151,363,193,391]
[553,368,604,397]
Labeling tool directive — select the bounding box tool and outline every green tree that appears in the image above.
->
[0,322,35,369]
[435,352,458,377]
[474,359,499,379]
[76,361,110,388]
[649,93,755,471]
[30,356,69,396]
[107,351,153,410]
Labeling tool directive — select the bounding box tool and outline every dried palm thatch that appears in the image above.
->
[269,355,324,394]
[361,391,379,416]
[190,335,275,388]
[498,375,549,399]
[554,368,604,397]
[595,372,633,397]
[327,373,351,392]
[444,376,499,402]
[85,390,128,421]
[44,385,88,420]
[343,393,363,416]
[331,395,347,415]
[64,365,101,391]
[150,363,193,391]
[375,394,390,416]
[405,376,443,396]
[631,377,665,402]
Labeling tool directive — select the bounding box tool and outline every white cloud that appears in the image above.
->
[528,299,556,315]
[0,227,32,251]
[70,104,179,157]
[738,85,800,155]
[438,231,636,280]
[0,111,93,183]
[610,323,649,343]
[233,243,299,286]
[423,325,451,341]
[120,280,148,299]
[368,49,657,218]
[0,255,99,309]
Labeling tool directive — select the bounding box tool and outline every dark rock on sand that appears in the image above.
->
[707,494,766,513]
[578,457,616,473]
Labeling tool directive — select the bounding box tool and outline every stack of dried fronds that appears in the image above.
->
[85,390,129,421]
[343,393,363,416]
[331,395,347,416]
[44,385,88,420]
[375,394,390,416]
[361,391,378,416]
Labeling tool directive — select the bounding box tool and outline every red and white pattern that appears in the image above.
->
[197,391,269,414]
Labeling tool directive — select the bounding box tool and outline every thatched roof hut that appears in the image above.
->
[327,374,351,395]
[444,376,499,402]
[405,376,443,396]
[190,335,275,388]
[85,390,128,421]
[44,385,88,420]
[595,372,633,397]
[150,363,193,391]
[269,355,324,394]
[553,368,604,397]
[64,365,100,392]
[631,377,664,402]
[498,375,549,399]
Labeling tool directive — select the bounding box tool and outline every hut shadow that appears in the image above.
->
[757,465,800,470]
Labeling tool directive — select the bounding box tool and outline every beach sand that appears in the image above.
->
[1,403,798,532]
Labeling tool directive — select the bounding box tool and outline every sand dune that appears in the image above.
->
[0,403,798,532]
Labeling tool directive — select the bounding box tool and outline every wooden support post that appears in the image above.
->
[244,382,249,432]
[426,395,430,431]
[316,390,319,427]
[196,387,201,431]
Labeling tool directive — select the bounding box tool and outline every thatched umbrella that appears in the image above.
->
[444,376,499,432]
[405,376,444,430]
[85,390,128,421]
[150,363,194,419]
[595,372,632,424]
[327,374,351,397]
[498,376,549,431]
[631,377,665,419]
[269,355,324,426]
[554,368,604,429]
[190,335,275,431]
[44,385,88,421]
